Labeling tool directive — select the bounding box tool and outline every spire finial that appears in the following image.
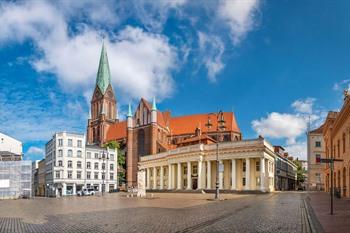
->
[127,103,132,117]
[152,96,157,111]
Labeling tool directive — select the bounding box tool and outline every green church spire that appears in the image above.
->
[96,42,111,94]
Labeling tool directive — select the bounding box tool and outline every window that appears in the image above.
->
[58,139,63,147]
[77,150,82,158]
[87,162,91,169]
[55,171,60,178]
[94,153,99,159]
[68,139,73,147]
[77,161,82,169]
[102,173,105,179]
[315,141,321,147]
[110,154,114,161]
[94,162,99,170]
[87,172,91,179]
[86,152,91,159]
[77,140,82,148]
[68,171,72,179]
[102,163,105,170]
[110,173,114,180]
[110,164,114,171]
[184,166,187,174]
[242,177,246,186]
[192,165,197,174]
[77,171,82,179]
[343,134,346,153]
[243,162,246,172]
[68,149,73,157]
[58,160,63,167]
[256,161,260,172]
[68,160,72,168]
[94,172,99,179]
[58,149,63,157]
[315,154,321,164]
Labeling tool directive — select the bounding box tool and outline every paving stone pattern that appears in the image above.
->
[0,192,308,233]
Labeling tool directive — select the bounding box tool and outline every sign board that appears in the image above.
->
[137,170,146,198]
[0,179,10,188]
[321,158,344,163]
[219,164,224,173]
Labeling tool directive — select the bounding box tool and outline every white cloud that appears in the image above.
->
[252,112,307,144]
[284,141,307,160]
[198,32,225,81]
[218,0,260,45]
[292,98,315,114]
[0,1,177,102]
[26,146,44,156]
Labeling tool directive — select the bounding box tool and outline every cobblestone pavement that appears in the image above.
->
[0,192,311,233]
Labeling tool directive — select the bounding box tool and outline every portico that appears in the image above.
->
[139,138,276,192]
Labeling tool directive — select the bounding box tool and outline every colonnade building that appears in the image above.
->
[139,138,276,192]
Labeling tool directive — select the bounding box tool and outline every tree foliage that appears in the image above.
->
[103,141,126,182]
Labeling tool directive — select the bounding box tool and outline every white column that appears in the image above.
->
[187,161,192,190]
[231,159,236,190]
[153,167,157,189]
[177,162,182,189]
[198,158,203,190]
[160,166,164,190]
[168,164,172,190]
[63,183,67,196]
[245,158,250,190]
[207,161,211,189]
[146,168,151,189]
[202,160,206,190]
[219,160,224,189]
[260,157,265,192]
[73,183,76,195]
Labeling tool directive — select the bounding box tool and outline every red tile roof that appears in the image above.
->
[106,120,127,141]
[169,112,240,136]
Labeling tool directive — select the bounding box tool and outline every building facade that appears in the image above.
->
[274,146,297,191]
[0,132,23,161]
[37,159,46,196]
[307,125,326,191]
[0,161,32,199]
[138,138,275,192]
[45,132,118,197]
[324,91,350,198]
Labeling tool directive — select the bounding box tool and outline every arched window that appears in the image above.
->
[343,133,346,153]
[77,161,82,169]
[108,102,112,119]
[343,167,347,196]
[138,129,145,156]
[68,160,72,168]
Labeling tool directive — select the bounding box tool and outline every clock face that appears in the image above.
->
[108,90,114,98]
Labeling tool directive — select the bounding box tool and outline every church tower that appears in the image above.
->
[87,42,117,146]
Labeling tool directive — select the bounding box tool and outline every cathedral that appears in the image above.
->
[87,43,242,187]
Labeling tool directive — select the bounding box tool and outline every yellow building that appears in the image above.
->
[37,159,46,196]
[324,91,350,198]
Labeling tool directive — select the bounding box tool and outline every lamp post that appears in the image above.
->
[205,111,226,200]
[99,147,109,196]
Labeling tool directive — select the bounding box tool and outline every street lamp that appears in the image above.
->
[205,111,226,200]
[99,147,110,196]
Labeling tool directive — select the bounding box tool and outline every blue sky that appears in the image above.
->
[0,0,349,161]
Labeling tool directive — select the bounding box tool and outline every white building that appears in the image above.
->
[139,138,276,192]
[45,132,118,197]
[0,132,23,160]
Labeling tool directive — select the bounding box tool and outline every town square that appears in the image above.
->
[1,0,350,232]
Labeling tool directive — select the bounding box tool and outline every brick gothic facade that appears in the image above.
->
[87,44,242,187]
[87,43,117,146]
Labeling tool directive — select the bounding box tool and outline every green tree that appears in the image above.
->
[103,141,126,184]
[293,160,306,188]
